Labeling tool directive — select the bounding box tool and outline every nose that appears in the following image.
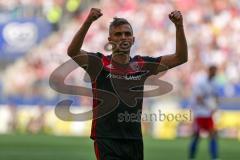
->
[120,33,127,40]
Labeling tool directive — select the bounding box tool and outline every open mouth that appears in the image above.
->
[119,41,131,51]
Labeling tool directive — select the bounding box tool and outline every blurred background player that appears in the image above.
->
[189,65,219,160]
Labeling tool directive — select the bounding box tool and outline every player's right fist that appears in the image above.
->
[86,8,103,22]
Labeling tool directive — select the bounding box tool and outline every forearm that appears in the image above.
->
[175,25,188,62]
[67,20,93,56]
[158,10,187,71]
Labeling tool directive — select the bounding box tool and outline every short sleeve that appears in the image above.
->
[83,52,103,81]
[140,56,162,76]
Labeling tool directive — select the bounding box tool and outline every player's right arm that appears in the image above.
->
[67,8,103,65]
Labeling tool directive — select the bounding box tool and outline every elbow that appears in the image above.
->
[67,48,72,57]
[67,48,76,57]
[184,52,188,63]
[180,58,188,65]
[176,53,188,65]
[182,55,188,64]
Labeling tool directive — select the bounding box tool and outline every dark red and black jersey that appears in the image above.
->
[82,52,161,140]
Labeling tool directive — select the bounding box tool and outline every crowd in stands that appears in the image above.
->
[1,0,240,107]
[0,0,96,30]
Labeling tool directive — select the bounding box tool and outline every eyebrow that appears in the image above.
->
[114,31,132,35]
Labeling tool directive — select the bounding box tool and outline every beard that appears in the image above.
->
[112,50,130,56]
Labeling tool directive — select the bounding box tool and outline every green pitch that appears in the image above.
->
[0,134,239,160]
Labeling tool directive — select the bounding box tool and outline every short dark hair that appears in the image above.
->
[109,17,133,34]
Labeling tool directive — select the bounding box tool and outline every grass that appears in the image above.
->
[0,134,239,160]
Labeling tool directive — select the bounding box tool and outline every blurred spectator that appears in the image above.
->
[7,104,18,132]
[1,0,240,107]
[26,105,46,134]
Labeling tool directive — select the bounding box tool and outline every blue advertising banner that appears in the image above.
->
[0,18,52,58]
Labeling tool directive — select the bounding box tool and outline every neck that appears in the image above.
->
[112,52,130,64]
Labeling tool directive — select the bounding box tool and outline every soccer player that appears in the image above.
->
[189,65,219,160]
[67,8,187,160]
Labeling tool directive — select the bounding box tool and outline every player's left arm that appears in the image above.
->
[156,10,188,72]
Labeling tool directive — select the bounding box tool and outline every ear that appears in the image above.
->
[132,37,135,44]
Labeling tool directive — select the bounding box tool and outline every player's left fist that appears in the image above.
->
[169,10,183,27]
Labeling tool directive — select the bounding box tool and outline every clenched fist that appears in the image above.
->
[86,8,103,22]
[169,10,183,27]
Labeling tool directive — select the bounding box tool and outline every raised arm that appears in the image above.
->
[157,10,188,72]
[67,8,102,65]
